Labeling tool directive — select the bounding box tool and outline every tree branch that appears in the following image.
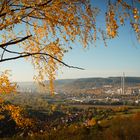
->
[0,51,84,70]
[0,35,32,48]
[0,46,23,55]
[1,46,7,60]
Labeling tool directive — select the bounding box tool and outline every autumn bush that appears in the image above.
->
[103,113,140,140]
[0,111,140,140]
[0,102,34,137]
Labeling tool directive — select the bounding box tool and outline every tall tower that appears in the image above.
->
[121,72,125,94]
[120,72,125,94]
[122,72,125,94]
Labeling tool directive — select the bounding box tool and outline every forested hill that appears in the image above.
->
[18,77,140,93]
[54,77,140,89]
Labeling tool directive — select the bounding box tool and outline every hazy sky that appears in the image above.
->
[0,0,140,81]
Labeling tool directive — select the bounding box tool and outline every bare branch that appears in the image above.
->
[0,51,84,70]
[0,35,32,48]
[1,46,7,60]
[0,46,23,55]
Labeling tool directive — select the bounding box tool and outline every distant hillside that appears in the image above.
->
[17,77,140,93]
[53,77,140,93]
